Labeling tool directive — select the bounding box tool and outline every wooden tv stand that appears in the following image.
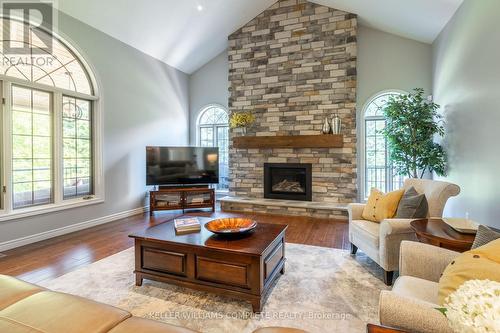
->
[149,186,215,215]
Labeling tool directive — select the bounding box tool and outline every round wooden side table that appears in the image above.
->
[410,218,476,252]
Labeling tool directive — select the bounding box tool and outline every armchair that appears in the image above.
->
[378,241,460,333]
[348,179,460,285]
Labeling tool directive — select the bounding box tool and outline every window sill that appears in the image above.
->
[0,197,104,223]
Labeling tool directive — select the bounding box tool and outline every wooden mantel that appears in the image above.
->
[232,134,343,149]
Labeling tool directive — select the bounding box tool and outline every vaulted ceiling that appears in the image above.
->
[58,0,463,74]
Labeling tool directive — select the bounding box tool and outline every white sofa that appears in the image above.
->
[348,178,460,285]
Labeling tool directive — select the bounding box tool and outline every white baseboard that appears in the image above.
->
[0,206,149,252]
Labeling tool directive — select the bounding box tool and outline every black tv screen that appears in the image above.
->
[146,146,219,186]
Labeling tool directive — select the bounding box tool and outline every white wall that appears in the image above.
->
[188,50,229,145]
[432,0,500,228]
[0,11,189,246]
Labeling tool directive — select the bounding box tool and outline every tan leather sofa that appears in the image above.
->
[348,178,460,285]
[378,241,459,333]
[0,274,196,333]
[0,274,308,333]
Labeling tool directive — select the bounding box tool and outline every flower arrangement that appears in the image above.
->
[439,279,500,333]
[229,111,255,129]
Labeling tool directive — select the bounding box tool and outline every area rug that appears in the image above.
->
[40,243,389,333]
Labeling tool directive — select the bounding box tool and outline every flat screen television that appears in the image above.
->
[146,146,219,186]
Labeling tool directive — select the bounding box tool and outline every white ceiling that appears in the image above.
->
[57,0,463,74]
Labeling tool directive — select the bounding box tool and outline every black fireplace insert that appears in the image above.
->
[264,163,312,201]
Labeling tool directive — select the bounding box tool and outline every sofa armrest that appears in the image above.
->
[379,218,416,236]
[379,291,452,333]
[377,219,418,271]
[399,241,460,282]
[347,203,365,221]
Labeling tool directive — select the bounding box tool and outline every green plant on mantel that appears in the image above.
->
[229,111,255,130]
[382,88,447,178]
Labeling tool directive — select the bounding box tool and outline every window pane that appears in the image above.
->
[63,96,92,199]
[12,87,53,209]
[364,92,402,198]
[200,127,213,147]
[33,114,51,136]
[12,111,31,135]
[63,118,76,138]
[216,126,229,190]
[12,86,31,111]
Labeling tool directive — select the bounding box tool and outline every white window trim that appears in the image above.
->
[0,23,104,222]
[359,89,406,201]
[195,103,228,146]
[196,104,229,193]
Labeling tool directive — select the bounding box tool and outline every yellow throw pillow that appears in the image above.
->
[438,238,500,305]
[361,188,405,222]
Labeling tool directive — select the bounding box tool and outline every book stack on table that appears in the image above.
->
[174,217,201,234]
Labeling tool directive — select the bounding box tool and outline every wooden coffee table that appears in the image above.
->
[410,218,475,252]
[129,216,287,312]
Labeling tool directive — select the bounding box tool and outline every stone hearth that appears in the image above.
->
[220,196,348,220]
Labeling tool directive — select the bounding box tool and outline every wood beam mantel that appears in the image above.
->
[232,135,343,149]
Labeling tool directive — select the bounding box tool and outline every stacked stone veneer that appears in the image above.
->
[227,0,358,204]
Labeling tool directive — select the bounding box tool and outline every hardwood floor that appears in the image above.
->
[0,209,348,284]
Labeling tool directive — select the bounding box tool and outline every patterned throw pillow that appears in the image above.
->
[471,225,500,249]
[362,188,405,222]
[395,186,428,218]
[438,238,500,305]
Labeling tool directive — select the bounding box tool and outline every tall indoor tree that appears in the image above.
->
[382,88,447,179]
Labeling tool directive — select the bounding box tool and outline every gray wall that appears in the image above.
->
[356,26,433,199]
[432,0,500,228]
[357,25,433,109]
[0,11,189,244]
[189,50,229,145]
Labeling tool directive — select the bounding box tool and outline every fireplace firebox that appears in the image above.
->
[264,163,312,201]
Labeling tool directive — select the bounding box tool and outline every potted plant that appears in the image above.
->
[382,88,447,178]
[229,111,255,134]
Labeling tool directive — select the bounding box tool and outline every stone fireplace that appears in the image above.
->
[224,0,357,218]
[264,163,312,201]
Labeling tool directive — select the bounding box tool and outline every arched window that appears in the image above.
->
[0,17,101,219]
[197,105,229,190]
[362,91,405,199]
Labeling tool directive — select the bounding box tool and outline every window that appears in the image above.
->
[12,86,52,209]
[362,91,405,199]
[197,105,229,191]
[0,17,101,219]
[62,96,92,199]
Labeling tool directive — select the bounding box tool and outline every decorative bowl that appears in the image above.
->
[204,218,257,235]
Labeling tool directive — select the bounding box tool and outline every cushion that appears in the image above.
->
[109,317,198,333]
[471,225,500,249]
[0,291,131,333]
[362,188,405,222]
[395,186,428,218]
[350,220,380,248]
[0,275,44,311]
[438,238,500,305]
[0,317,43,333]
[392,276,439,306]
